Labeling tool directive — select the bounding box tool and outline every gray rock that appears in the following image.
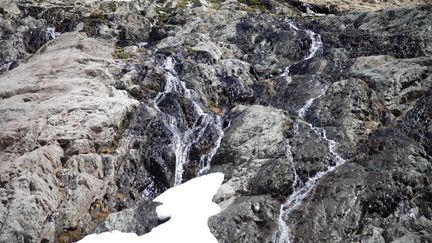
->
[96,201,160,236]
[0,31,138,242]
[209,195,280,243]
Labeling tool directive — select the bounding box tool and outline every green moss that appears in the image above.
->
[177,0,192,8]
[208,0,222,10]
[112,46,132,59]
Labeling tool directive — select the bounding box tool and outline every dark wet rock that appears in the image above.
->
[23,28,52,53]
[231,15,314,74]
[287,126,432,242]
[114,105,175,205]
[148,26,168,42]
[248,158,294,196]
[209,195,280,243]
[402,88,432,157]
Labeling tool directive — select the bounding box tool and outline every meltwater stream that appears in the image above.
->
[153,57,224,186]
[274,23,346,243]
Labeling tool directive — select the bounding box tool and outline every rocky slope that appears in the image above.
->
[0,0,431,242]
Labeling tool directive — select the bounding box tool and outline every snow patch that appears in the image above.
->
[78,173,224,243]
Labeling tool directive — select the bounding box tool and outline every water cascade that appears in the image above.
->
[274,22,347,243]
[153,56,224,186]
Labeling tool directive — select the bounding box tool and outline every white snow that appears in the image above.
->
[78,173,224,243]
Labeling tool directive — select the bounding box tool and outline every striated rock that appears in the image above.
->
[0,30,138,242]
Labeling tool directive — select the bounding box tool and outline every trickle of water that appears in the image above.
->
[303,30,322,61]
[297,83,327,118]
[297,98,314,118]
[281,22,322,77]
[198,116,224,175]
[274,22,346,243]
[274,141,298,243]
[154,56,224,186]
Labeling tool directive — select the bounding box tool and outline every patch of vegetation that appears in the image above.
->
[159,13,171,24]
[57,228,82,243]
[238,0,268,11]
[89,200,110,221]
[88,12,107,20]
[208,0,222,10]
[112,46,132,59]
[209,98,223,116]
[98,110,135,156]
[99,140,119,154]
[154,5,174,25]
[177,0,193,8]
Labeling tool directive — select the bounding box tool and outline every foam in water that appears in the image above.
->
[153,57,224,186]
[274,22,346,243]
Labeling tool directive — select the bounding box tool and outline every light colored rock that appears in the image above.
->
[0,32,138,242]
[0,1,20,15]
[66,154,105,179]
[192,41,222,62]
[213,105,291,208]
[222,105,290,162]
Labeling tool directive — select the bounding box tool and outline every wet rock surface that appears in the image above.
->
[1,0,432,242]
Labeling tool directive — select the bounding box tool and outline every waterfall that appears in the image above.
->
[153,56,224,186]
[274,22,346,243]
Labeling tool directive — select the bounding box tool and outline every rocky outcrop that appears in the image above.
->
[0,30,139,242]
[1,0,432,242]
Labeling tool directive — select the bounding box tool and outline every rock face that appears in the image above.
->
[1,0,432,242]
[0,30,141,241]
